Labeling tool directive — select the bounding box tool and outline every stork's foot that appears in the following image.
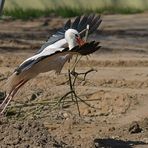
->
[54,68,96,116]
[55,90,94,116]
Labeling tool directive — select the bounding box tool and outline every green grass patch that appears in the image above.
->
[95,7,144,14]
[3,6,144,20]
[3,8,53,20]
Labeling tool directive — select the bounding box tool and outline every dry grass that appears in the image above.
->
[3,0,146,19]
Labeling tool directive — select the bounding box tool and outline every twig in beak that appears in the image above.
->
[84,25,90,42]
[79,24,90,41]
[79,28,87,35]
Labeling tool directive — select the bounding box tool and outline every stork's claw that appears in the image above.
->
[56,68,96,116]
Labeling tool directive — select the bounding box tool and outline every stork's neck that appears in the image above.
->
[68,39,76,50]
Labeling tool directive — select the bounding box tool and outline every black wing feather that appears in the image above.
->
[89,16,102,34]
[36,15,101,54]
[77,15,88,32]
[71,16,81,30]
[89,19,102,34]
[63,19,71,30]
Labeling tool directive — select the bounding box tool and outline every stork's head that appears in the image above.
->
[65,29,85,49]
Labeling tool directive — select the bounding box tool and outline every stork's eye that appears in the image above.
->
[75,34,79,37]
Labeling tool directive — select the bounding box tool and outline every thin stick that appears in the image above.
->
[7,98,101,109]
[84,25,90,42]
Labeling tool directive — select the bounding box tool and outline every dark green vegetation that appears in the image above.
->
[3,7,144,20]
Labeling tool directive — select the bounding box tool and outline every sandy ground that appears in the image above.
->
[0,13,148,148]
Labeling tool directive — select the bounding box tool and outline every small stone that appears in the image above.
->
[143,138,148,143]
[63,112,69,118]
[108,127,115,131]
[14,124,22,130]
[43,106,49,111]
[50,126,57,131]
[24,144,30,148]
[129,121,142,134]
[77,128,81,131]
[99,112,109,116]
[82,108,91,116]
[111,136,119,139]
[30,93,37,101]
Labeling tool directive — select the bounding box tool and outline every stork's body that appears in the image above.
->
[0,15,102,114]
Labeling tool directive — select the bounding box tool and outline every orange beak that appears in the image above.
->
[76,36,85,46]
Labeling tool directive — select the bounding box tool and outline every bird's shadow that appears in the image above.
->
[94,138,147,148]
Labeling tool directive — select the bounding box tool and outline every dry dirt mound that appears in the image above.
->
[0,120,64,148]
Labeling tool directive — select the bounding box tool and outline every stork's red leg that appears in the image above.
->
[0,80,27,115]
[0,95,13,114]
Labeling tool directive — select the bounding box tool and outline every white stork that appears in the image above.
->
[0,15,102,114]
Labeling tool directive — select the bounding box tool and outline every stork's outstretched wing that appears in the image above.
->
[36,41,101,64]
[37,14,102,54]
[48,14,101,43]
[15,41,101,75]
